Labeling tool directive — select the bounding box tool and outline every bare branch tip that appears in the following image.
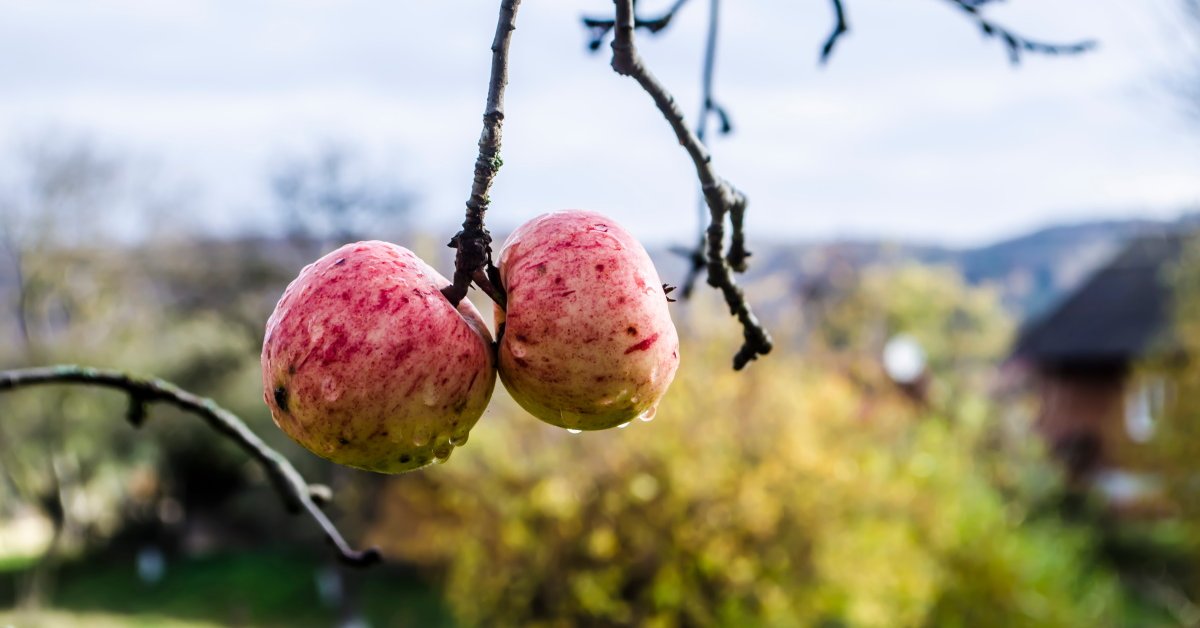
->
[820,0,849,65]
[338,546,384,568]
[307,483,334,506]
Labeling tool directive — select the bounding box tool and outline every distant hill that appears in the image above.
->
[954,218,1189,317]
[651,213,1198,323]
[2,213,1193,345]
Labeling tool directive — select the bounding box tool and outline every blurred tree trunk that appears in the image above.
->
[327,465,389,627]
[8,245,79,611]
[16,443,69,610]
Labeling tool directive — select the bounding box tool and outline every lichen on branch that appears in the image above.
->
[442,0,523,310]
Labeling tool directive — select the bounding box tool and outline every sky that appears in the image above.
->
[1,0,1198,248]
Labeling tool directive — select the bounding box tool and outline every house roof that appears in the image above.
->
[1013,232,1189,366]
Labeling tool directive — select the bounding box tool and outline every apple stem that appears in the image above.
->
[444,0,522,310]
[0,365,383,568]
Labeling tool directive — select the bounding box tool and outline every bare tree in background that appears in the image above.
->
[267,142,418,625]
[270,144,415,256]
[0,137,124,356]
[0,135,126,608]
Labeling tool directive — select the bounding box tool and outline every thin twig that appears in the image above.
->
[820,0,1090,66]
[696,0,721,146]
[0,365,381,567]
[610,0,772,369]
[442,0,522,309]
[582,0,692,52]
[679,0,733,298]
[819,0,849,64]
[944,0,1095,64]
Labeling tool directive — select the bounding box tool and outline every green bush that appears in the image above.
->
[374,334,1118,627]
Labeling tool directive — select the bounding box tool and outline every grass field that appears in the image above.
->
[0,549,454,627]
[0,609,218,627]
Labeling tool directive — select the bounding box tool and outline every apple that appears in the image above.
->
[495,210,680,430]
[261,241,496,473]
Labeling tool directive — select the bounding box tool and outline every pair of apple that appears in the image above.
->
[260,210,680,473]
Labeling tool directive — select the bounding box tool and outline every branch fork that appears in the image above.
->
[442,0,522,311]
[609,0,773,369]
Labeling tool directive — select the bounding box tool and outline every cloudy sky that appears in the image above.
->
[1,0,1198,247]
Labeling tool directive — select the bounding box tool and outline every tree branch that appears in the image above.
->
[679,0,734,298]
[442,0,523,309]
[943,0,1096,64]
[583,0,692,52]
[0,365,381,567]
[820,0,849,64]
[819,0,1092,65]
[610,0,773,369]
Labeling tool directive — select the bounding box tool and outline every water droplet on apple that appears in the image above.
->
[450,433,469,447]
[638,406,657,422]
[412,430,431,447]
[510,342,527,358]
[433,443,453,463]
[567,428,582,434]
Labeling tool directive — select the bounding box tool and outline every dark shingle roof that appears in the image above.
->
[1013,233,1188,365]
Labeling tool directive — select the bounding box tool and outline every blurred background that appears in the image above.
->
[2,0,1200,625]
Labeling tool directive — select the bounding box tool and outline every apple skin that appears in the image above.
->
[496,210,680,430]
[261,241,496,473]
